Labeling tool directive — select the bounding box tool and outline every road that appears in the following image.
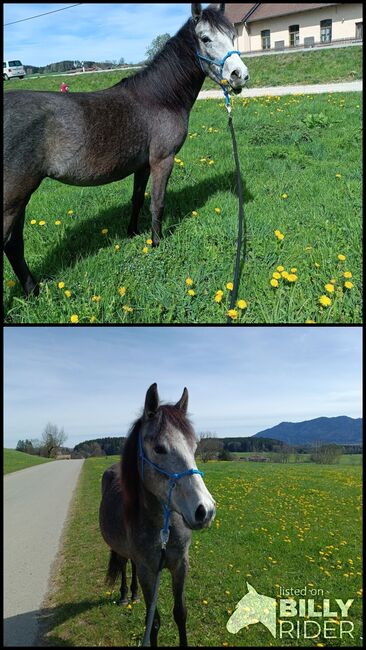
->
[197,79,362,100]
[3,459,84,647]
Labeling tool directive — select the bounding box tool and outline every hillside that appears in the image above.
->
[3,448,54,474]
[252,416,362,446]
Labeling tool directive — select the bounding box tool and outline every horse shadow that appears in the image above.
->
[6,171,253,304]
[226,583,277,638]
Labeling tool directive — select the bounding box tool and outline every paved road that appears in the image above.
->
[4,460,84,647]
[198,79,362,99]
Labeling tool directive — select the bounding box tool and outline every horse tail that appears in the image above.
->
[106,550,122,586]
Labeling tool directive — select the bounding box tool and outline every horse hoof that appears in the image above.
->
[127,228,139,238]
[131,597,140,604]
[118,598,129,606]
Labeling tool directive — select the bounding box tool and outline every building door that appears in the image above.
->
[320,19,332,43]
[261,29,271,50]
[356,22,363,39]
[289,25,300,47]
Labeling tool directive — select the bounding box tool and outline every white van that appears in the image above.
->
[3,60,26,80]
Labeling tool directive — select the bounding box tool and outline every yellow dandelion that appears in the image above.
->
[90,316,97,323]
[101,228,108,235]
[118,287,126,297]
[270,278,279,288]
[287,274,298,282]
[344,281,354,289]
[281,271,289,279]
[344,271,352,279]
[123,305,133,313]
[208,160,215,165]
[127,604,132,610]
[187,289,196,296]
[306,319,316,324]
[58,281,65,289]
[281,193,288,199]
[276,265,284,272]
[274,229,284,241]
[67,209,74,215]
[337,254,346,261]
[314,262,320,268]
[272,272,281,279]
[214,207,221,214]
[146,238,153,245]
[330,278,337,284]
[199,158,207,162]
[64,290,72,298]
[142,246,149,254]
[319,295,332,307]
[174,158,181,164]
[115,244,121,251]
[70,314,79,323]
[202,600,208,605]
[237,300,247,309]
[144,191,149,198]
[39,220,46,226]
[6,279,16,288]
[30,219,37,225]
[185,277,193,286]
[191,211,198,217]
[290,267,297,273]
[92,295,101,302]
[54,220,61,226]
[179,161,184,167]
[226,282,234,291]
[325,283,335,293]
[227,309,238,320]
[335,173,342,178]
[214,291,224,303]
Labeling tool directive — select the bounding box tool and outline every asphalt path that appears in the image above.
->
[4,459,84,647]
[198,79,362,99]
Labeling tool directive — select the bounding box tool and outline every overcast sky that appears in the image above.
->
[4,326,362,449]
[4,3,211,66]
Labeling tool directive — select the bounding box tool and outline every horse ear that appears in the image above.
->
[220,3,226,13]
[144,383,159,418]
[191,3,202,22]
[246,582,257,594]
[175,387,189,414]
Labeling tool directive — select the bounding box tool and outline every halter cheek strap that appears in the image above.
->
[196,49,241,109]
[138,432,204,547]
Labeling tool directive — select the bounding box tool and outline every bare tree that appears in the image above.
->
[41,422,67,458]
[197,432,223,462]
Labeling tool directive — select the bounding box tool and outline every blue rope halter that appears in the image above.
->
[196,49,241,109]
[138,432,204,547]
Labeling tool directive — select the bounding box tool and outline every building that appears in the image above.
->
[222,3,363,53]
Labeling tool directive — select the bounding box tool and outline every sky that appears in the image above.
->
[3,326,362,449]
[4,3,210,67]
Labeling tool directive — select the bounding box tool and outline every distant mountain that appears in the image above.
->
[252,416,362,446]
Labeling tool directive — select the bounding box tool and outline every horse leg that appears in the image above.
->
[149,155,174,246]
[127,167,150,237]
[171,558,189,647]
[4,212,39,296]
[119,557,129,605]
[130,560,139,602]
[137,566,161,647]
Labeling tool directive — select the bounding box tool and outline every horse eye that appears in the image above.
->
[154,444,167,454]
[201,36,211,44]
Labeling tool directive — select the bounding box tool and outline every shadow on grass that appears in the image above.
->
[4,597,110,647]
[5,171,253,309]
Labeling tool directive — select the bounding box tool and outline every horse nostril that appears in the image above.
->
[195,504,207,523]
[230,69,241,80]
[243,74,249,81]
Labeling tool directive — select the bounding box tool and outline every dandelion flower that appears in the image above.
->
[290,267,297,273]
[281,193,288,199]
[214,207,221,214]
[335,173,342,178]
[281,271,289,279]
[123,305,133,313]
[226,282,234,291]
[54,220,61,226]
[185,278,193,286]
[30,219,37,225]
[314,262,320,268]
[101,228,108,235]
[202,600,208,605]
[337,254,346,261]
[208,160,215,165]
[142,246,149,254]
[227,309,238,320]
[306,319,315,324]
[70,314,79,323]
[272,272,281,280]
[174,158,181,164]
[39,220,46,226]
[118,287,126,297]
[237,300,247,309]
[330,278,337,284]
[214,291,224,303]
[58,281,65,289]
[319,295,332,307]
[146,238,153,245]
[144,191,149,198]
[92,295,101,302]
[274,229,284,241]
[90,316,97,323]
[191,211,198,217]
[325,283,335,293]
[287,274,298,282]
[67,209,74,215]
[6,279,16,288]
[64,290,72,298]
[179,161,184,167]
[127,604,132,610]
[276,265,284,272]
[187,289,196,296]
[270,278,279,288]
[199,158,207,162]
[344,271,352,279]
[344,281,354,289]
[115,244,121,251]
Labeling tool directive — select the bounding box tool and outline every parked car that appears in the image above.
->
[3,60,26,80]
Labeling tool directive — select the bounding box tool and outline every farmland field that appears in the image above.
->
[38,456,362,647]
[4,83,362,324]
[3,448,54,474]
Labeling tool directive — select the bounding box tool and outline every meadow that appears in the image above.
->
[38,456,362,647]
[3,448,54,474]
[4,56,362,324]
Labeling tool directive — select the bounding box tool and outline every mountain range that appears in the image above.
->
[252,416,362,446]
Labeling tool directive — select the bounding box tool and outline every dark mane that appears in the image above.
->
[120,403,196,526]
[113,7,235,110]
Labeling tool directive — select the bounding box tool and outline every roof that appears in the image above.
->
[219,3,342,25]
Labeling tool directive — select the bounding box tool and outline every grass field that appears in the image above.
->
[3,448,54,474]
[231,452,363,465]
[39,456,362,647]
[4,63,362,324]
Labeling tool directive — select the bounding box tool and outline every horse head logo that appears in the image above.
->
[226,583,277,638]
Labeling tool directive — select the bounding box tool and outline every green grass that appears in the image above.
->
[231,452,363,465]
[3,46,362,94]
[39,456,362,646]
[3,448,54,474]
[4,86,362,323]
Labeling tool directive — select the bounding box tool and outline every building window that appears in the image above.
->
[356,22,363,39]
[261,29,271,50]
[320,19,332,43]
[289,25,300,47]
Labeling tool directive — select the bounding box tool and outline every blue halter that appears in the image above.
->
[196,49,241,108]
[138,431,204,547]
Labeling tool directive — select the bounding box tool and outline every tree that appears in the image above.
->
[145,33,171,62]
[310,443,343,464]
[41,422,67,458]
[118,57,125,65]
[197,432,223,462]
[273,443,292,463]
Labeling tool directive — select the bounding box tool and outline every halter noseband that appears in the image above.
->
[138,431,204,547]
[196,49,241,109]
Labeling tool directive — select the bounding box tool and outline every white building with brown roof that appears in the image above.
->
[221,3,363,53]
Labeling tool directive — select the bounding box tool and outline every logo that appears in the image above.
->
[226,583,355,641]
